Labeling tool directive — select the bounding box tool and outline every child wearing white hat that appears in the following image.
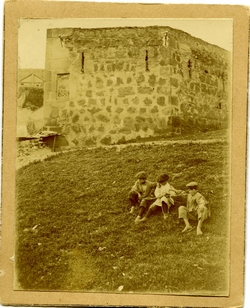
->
[136,173,183,223]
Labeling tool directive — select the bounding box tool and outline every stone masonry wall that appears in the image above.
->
[44,26,231,147]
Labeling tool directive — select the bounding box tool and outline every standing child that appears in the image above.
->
[178,181,210,235]
[128,171,156,222]
[136,173,183,223]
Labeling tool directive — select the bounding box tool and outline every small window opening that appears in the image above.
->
[145,50,149,72]
[81,52,85,73]
[216,102,222,109]
[188,60,192,78]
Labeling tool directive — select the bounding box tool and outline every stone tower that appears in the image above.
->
[44,26,231,147]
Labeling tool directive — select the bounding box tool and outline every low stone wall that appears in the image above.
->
[44,26,231,147]
[17,139,47,158]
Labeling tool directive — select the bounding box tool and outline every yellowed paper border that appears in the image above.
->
[1,1,249,307]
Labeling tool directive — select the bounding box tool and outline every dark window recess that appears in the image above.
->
[145,50,149,72]
[216,102,222,109]
[56,73,70,100]
[188,60,192,78]
[81,52,85,73]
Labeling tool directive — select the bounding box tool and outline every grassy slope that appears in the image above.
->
[15,140,230,294]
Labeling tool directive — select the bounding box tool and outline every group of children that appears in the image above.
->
[128,171,210,236]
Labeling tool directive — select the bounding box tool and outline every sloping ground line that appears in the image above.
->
[16,137,229,170]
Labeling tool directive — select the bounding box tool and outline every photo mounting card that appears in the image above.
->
[0,1,249,307]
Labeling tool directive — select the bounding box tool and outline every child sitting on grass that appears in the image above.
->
[128,171,157,221]
[136,173,183,223]
[178,181,210,236]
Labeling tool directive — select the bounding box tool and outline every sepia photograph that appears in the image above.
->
[15,18,232,295]
[1,1,249,307]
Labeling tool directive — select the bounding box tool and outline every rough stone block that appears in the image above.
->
[77,99,86,107]
[171,96,178,106]
[96,91,105,97]
[98,125,105,132]
[115,107,123,114]
[118,87,135,97]
[116,61,125,71]
[151,106,159,113]
[162,107,171,115]
[127,77,132,84]
[144,98,152,106]
[160,66,171,77]
[138,87,154,95]
[96,77,104,88]
[72,124,81,133]
[139,108,146,114]
[107,48,116,58]
[72,113,80,123]
[168,58,177,66]
[157,86,170,96]
[201,84,207,93]
[86,90,92,98]
[88,98,97,106]
[148,74,157,87]
[89,125,95,133]
[168,37,176,48]
[123,98,129,105]
[132,97,139,105]
[116,77,124,86]
[159,46,171,58]
[123,117,135,128]
[88,106,102,114]
[158,78,166,85]
[100,135,112,145]
[170,77,178,88]
[84,137,96,147]
[97,114,109,122]
[157,97,166,106]
[69,101,75,107]
[135,116,145,123]
[136,74,145,84]
[127,107,137,114]
[107,79,113,86]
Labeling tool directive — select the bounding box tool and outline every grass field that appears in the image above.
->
[15,135,230,295]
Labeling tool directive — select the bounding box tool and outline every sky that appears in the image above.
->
[18,18,233,69]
